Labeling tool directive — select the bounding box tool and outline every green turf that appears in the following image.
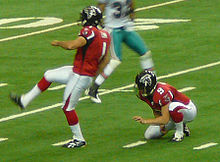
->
[0,0,220,161]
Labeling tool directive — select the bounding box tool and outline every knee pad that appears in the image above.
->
[44,69,54,81]
[144,125,163,140]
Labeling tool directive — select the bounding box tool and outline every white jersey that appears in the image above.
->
[98,0,133,28]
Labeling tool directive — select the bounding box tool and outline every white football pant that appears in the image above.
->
[144,100,197,139]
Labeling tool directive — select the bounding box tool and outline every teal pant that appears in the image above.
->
[111,28,148,61]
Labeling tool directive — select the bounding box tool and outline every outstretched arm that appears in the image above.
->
[133,104,170,125]
[51,36,87,50]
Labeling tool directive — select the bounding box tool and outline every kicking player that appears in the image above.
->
[133,70,197,142]
[10,6,111,148]
[87,0,155,103]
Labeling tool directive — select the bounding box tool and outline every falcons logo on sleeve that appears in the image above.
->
[81,27,95,40]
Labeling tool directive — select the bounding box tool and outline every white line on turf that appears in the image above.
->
[123,141,147,148]
[0,83,8,87]
[0,138,8,142]
[0,22,78,42]
[0,0,185,43]
[193,142,218,150]
[1,60,219,123]
[49,83,135,93]
[52,139,72,146]
[135,0,186,12]
[48,85,66,91]
[52,86,195,146]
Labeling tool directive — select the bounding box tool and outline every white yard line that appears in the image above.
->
[1,60,219,123]
[52,86,195,146]
[193,142,218,150]
[0,22,78,42]
[135,0,187,12]
[48,85,66,91]
[52,139,72,146]
[0,83,8,87]
[0,138,8,142]
[0,0,186,43]
[123,141,147,148]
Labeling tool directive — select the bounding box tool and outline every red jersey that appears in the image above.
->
[73,26,111,76]
[138,82,190,112]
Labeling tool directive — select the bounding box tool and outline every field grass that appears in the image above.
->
[0,0,220,161]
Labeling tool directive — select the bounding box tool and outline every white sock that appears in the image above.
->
[95,75,105,86]
[70,123,85,141]
[95,59,121,85]
[140,51,155,71]
[21,85,41,107]
[175,121,184,136]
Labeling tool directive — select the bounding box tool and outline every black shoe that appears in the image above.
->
[183,123,190,137]
[88,88,101,103]
[9,93,25,110]
[62,139,86,148]
[170,132,184,142]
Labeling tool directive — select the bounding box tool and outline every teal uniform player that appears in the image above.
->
[88,0,155,103]
[99,0,148,60]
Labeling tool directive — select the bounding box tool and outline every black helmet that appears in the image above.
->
[80,6,102,27]
[135,70,157,96]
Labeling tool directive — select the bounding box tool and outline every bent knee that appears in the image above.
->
[144,125,163,140]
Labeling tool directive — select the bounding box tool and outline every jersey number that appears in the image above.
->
[157,87,165,95]
[112,0,131,18]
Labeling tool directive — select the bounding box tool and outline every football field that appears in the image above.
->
[0,0,220,161]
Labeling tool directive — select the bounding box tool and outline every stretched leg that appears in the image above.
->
[62,73,92,148]
[10,66,72,108]
[124,31,155,72]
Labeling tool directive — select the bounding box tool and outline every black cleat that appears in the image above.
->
[9,93,25,110]
[88,88,101,103]
[170,133,184,142]
[183,123,190,137]
[62,139,86,148]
